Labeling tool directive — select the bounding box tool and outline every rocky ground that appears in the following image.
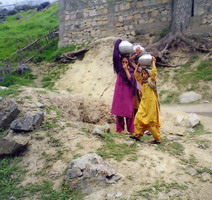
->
[2,37,212,199]
[7,85,211,200]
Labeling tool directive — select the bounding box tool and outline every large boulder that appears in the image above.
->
[0,98,20,129]
[179,92,202,103]
[0,135,29,157]
[10,112,44,132]
[65,153,121,194]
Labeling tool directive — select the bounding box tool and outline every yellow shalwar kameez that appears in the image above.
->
[134,63,160,141]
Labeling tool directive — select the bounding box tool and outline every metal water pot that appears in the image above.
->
[119,40,133,54]
[138,54,152,66]
[133,44,145,55]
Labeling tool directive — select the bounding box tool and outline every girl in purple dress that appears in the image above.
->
[111,39,137,134]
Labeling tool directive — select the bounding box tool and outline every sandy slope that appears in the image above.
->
[55,37,117,104]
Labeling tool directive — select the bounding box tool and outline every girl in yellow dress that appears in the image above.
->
[130,57,161,144]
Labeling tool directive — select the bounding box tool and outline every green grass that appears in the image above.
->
[191,123,212,135]
[97,132,137,161]
[160,58,212,103]
[0,157,25,200]
[25,180,84,200]
[156,137,185,156]
[33,42,77,63]
[159,28,170,38]
[0,72,35,87]
[0,2,59,61]
[134,181,188,199]
[0,157,84,200]
[0,86,21,97]
[0,71,36,97]
[175,59,212,85]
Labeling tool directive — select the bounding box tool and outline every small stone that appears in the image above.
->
[125,140,136,147]
[201,172,210,181]
[36,103,45,108]
[92,127,102,136]
[187,168,197,176]
[115,191,123,198]
[49,171,60,179]
[167,135,181,141]
[187,128,194,133]
[106,193,114,198]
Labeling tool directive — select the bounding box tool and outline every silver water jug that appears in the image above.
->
[119,40,133,54]
[138,54,152,66]
[133,44,145,55]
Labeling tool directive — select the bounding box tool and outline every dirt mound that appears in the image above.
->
[54,37,118,103]
[17,87,114,124]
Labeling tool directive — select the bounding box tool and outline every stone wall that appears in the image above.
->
[186,0,212,37]
[59,0,212,47]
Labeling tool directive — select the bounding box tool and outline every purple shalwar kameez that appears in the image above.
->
[111,39,137,134]
[111,69,135,133]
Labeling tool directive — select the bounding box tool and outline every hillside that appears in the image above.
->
[0,1,58,62]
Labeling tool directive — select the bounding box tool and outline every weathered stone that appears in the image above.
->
[188,113,200,127]
[65,153,121,194]
[92,127,102,136]
[187,168,197,176]
[0,135,29,157]
[10,112,44,132]
[179,92,202,103]
[0,98,20,129]
[36,103,45,109]
[175,113,200,128]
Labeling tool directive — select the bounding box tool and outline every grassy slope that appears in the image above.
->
[0,2,59,61]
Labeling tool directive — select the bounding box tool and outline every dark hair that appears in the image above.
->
[141,68,149,75]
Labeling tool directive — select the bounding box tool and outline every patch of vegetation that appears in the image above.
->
[156,137,184,155]
[33,42,76,62]
[0,157,25,200]
[42,120,60,130]
[97,132,137,161]
[41,150,65,162]
[73,153,82,160]
[0,2,59,61]
[46,105,63,117]
[134,181,188,199]
[180,154,198,166]
[0,85,21,98]
[159,28,170,38]
[25,180,84,200]
[0,71,36,97]
[159,90,179,104]
[0,72,35,87]
[0,129,9,138]
[196,167,212,175]
[191,123,212,135]
[175,59,212,88]
[41,64,69,89]
[48,136,62,147]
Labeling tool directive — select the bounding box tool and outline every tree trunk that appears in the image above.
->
[171,0,193,34]
[150,0,212,66]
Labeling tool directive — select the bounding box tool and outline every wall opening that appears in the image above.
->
[191,0,195,17]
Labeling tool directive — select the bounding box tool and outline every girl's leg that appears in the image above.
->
[148,126,160,142]
[116,116,125,133]
[126,115,134,134]
[134,115,146,137]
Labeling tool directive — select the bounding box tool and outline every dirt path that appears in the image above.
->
[162,103,212,117]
